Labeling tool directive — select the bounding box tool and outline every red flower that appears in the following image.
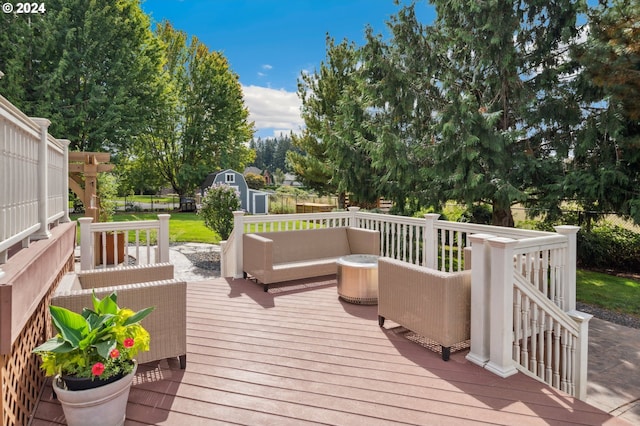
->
[123,338,134,348]
[91,362,105,376]
[110,349,120,359]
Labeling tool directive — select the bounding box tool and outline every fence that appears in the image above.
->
[0,93,74,424]
[115,195,182,213]
[268,193,339,214]
[0,95,70,276]
[78,215,171,271]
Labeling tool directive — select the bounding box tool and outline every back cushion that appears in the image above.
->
[257,228,351,263]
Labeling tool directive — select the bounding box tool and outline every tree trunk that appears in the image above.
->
[492,200,515,227]
[338,192,347,209]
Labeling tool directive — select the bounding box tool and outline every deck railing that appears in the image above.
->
[78,215,171,270]
[223,208,589,399]
[0,95,70,278]
[465,226,589,399]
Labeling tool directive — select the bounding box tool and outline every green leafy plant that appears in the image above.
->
[33,292,154,380]
[244,172,266,190]
[98,173,119,222]
[199,183,241,240]
[578,223,640,272]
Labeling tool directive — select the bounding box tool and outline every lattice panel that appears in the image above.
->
[1,255,73,426]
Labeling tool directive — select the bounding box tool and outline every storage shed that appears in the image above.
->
[201,169,269,214]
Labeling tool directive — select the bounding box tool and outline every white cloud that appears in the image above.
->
[242,85,304,137]
[262,64,273,70]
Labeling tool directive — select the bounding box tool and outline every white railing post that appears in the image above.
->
[60,139,71,223]
[31,118,52,240]
[79,217,94,271]
[466,233,495,367]
[485,237,519,378]
[157,214,171,263]
[233,211,245,279]
[423,213,440,268]
[220,240,228,278]
[554,225,580,311]
[348,206,360,227]
[568,310,592,400]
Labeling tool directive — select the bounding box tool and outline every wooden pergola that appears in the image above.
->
[68,152,114,222]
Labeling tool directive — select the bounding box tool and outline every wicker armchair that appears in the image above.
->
[377,257,472,361]
[52,263,187,368]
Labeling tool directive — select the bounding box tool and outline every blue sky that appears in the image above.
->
[141,0,436,139]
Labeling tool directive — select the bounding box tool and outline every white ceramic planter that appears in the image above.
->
[52,361,137,426]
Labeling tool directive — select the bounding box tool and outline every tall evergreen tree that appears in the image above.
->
[249,135,297,173]
[272,135,294,173]
[361,1,584,224]
[359,9,437,213]
[567,0,640,222]
[289,37,380,206]
[139,22,254,198]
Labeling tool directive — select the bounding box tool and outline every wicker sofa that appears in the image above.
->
[243,227,380,291]
[377,257,472,361]
[52,263,187,368]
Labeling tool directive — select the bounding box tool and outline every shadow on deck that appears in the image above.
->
[31,276,629,425]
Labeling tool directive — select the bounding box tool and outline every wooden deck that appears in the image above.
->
[31,276,627,425]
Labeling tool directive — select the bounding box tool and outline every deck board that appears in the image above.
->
[31,276,628,425]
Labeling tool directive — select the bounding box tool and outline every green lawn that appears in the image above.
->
[71,213,326,244]
[114,212,220,243]
[244,221,322,233]
[576,269,640,316]
[71,212,220,244]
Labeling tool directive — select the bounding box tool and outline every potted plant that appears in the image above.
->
[33,291,154,426]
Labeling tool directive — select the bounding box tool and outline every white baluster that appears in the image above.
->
[521,295,530,370]
[553,321,561,389]
[537,311,546,379]
[513,288,522,365]
[545,318,553,384]
[530,306,538,376]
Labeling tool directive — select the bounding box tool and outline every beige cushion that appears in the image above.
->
[256,228,351,264]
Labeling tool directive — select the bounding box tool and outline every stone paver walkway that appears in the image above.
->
[169,242,220,282]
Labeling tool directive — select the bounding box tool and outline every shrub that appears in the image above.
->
[459,204,492,225]
[98,173,119,222]
[577,223,640,272]
[199,183,241,240]
[269,203,295,214]
[412,206,448,221]
[245,172,266,190]
[443,204,466,222]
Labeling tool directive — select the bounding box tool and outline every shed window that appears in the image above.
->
[225,173,235,183]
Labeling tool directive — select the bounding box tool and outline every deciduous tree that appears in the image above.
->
[0,0,166,153]
[140,22,254,198]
